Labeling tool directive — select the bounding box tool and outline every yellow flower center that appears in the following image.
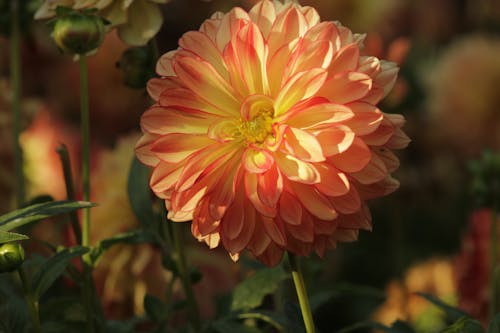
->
[240,111,273,144]
[238,95,275,145]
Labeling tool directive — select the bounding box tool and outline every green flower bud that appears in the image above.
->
[117,47,155,89]
[52,10,106,55]
[0,243,25,273]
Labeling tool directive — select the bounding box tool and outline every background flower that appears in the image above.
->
[35,0,170,46]
[137,0,409,266]
[426,35,500,157]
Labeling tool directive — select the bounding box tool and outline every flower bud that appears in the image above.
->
[52,10,106,55]
[470,151,500,208]
[117,47,155,89]
[0,243,25,273]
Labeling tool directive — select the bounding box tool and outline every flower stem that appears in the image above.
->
[491,207,499,321]
[10,0,25,207]
[56,144,82,244]
[172,222,201,332]
[288,253,316,333]
[79,56,91,252]
[17,267,40,333]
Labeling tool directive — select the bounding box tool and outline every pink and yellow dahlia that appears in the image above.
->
[136,0,409,266]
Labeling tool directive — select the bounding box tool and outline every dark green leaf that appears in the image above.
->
[31,246,89,299]
[0,200,95,232]
[0,231,28,244]
[416,292,470,322]
[127,157,155,227]
[144,294,166,322]
[337,320,417,333]
[231,265,289,311]
[90,229,155,264]
[441,317,484,333]
[211,318,261,333]
[488,313,500,333]
[238,310,287,331]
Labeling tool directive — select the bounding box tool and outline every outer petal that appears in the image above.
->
[279,191,302,226]
[179,31,227,78]
[328,138,371,173]
[319,72,372,104]
[290,181,338,220]
[151,134,214,163]
[141,106,212,135]
[249,0,277,38]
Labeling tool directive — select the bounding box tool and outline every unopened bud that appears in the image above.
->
[117,47,155,89]
[52,10,105,55]
[0,243,25,273]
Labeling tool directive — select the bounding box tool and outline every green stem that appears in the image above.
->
[56,144,82,244]
[172,222,201,332]
[79,56,91,253]
[17,267,40,333]
[288,253,315,333]
[78,56,102,333]
[10,0,25,207]
[491,207,499,320]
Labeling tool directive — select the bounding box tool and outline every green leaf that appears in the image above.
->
[127,157,155,227]
[31,246,89,299]
[441,317,484,333]
[488,313,500,333]
[237,310,287,331]
[90,229,155,264]
[231,265,289,312]
[0,231,29,244]
[416,292,470,322]
[211,318,261,333]
[143,294,166,322]
[337,320,417,333]
[0,200,95,232]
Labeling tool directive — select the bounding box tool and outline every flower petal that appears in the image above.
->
[284,102,354,129]
[290,181,338,220]
[173,56,240,115]
[314,163,350,197]
[328,138,371,173]
[274,68,328,117]
[141,106,212,135]
[117,0,163,46]
[279,191,302,225]
[151,134,214,163]
[257,164,283,207]
[344,102,383,135]
[281,127,325,162]
[249,0,277,37]
[315,125,355,156]
[275,152,320,184]
[179,31,227,78]
[319,71,372,104]
[243,147,275,174]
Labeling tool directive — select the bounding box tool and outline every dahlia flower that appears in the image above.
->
[35,0,169,46]
[136,0,409,266]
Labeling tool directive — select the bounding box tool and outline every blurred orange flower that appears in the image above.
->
[427,35,500,156]
[136,0,409,266]
[372,258,457,332]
